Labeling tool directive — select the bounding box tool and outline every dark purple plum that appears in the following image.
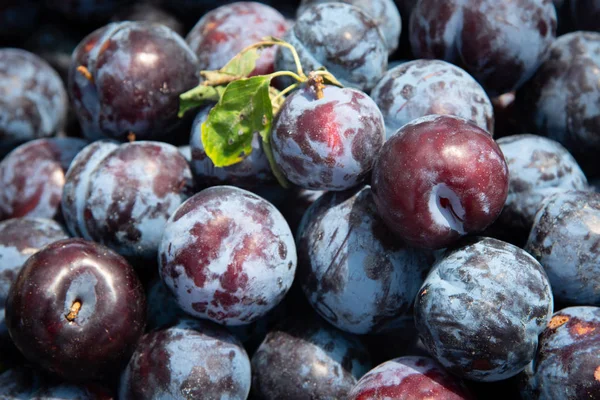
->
[45,0,132,22]
[348,356,474,400]
[0,49,68,154]
[5,238,146,382]
[119,318,251,400]
[251,316,372,399]
[0,138,87,221]
[415,237,554,381]
[190,104,274,189]
[517,32,600,178]
[520,306,600,399]
[0,2,40,41]
[61,141,195,260]
[371,59,494,139]
[410,0,557,96]
[276,2,388,91]
[186,2,288,76]
[489,134,589,244]
[0,367,45,398]
[271,84,385,191]
[111,3,184,36]
[158,186,296,326]
[297,0,401,54]
[525,191,600,305]
[570,0,600,31]
[297,186,432,334]
[371,114,509,249]
[68,22,199,142]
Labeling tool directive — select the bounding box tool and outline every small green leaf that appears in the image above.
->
[221,48,261,76]
[202,76,273,168]
[178,85,224,117]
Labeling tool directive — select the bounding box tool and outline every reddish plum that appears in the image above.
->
[371,114,509,249]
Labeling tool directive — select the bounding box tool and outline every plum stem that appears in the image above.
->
[66,301,82,322]
[127,132,136,142]
[308,74,325,100]
[76,66,94,83]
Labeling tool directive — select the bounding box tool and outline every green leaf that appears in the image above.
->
[199,48,262,85]
[202,76,273,168]
[178,85,224,118]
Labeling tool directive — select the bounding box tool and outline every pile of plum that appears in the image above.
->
[1,0,600,399]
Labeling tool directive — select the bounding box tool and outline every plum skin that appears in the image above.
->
[371,114,509,249]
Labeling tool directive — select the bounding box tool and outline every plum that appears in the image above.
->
[517,31,600,178]
[371,114,509,249]
[370,59,494,138]
[0,49,69,154]
[415,237,554,381]
[520,306,600,399]
[271,84,385,191]
[276,2,388,91]
[0,137,87,221]
[61,141,195,261]
[158,186,296,326]
[525,191,600,305]
[297,186,433,334]
[410,0,557,96]
[297,0,401,54]
[186,2,288,76]
[348,356,474,399]
[68,22,199,142]
[251,316,372,399]
[119,318,251,400]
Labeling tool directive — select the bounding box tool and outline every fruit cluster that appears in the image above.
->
[1,1,600,399]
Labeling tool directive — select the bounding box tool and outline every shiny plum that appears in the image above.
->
[159,186,296,326]
[271,84,385,191]
[415,237,554,381]
[5,238,146,382]
[69,22,199,141]
[62,141,195,260]
[371,114,509,249]
[371,59,494,139]
[276,2,388,91]
[297,186,432,334]
[119,318,251,400]
[525,191,600,305]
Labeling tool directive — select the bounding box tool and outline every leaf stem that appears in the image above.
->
[273,82,300,105]
[235,38,306,78]
[264,70,304,83]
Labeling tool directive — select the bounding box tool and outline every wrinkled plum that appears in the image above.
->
[0,49,68,154]
[112,3,184,36]
[525,191,600,305]
[62,141,195,260]
[297,186,432,334]
[251,316,372,399]
[520,306,600,399]
[119,318,251,400]
[371,59,494,138]
[190,104,274,189]
[68,22,199,141]
[271,84,385,191]
[276,2,388,91]
[348,356,474,399]
[159,186,296,325]
[0,138,87,221]
[186,2,288,76]
[415,237,554,381]
[490,135,589,244]
[371,114,509,249]
[410,0,557,95]
[297,0,401,54]
[45,0,131,22]
[5,238,146,381]
[517,32,600,178]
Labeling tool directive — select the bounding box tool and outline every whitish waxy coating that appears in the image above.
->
[415,237,553,381]
[61,141,195,260]
[298,187,432,334]
[521,307,600,399]
[371,60,494,139]
[159,186,297,326]
[271,85,385,191]
[525,191,600,305]
[276,3,388,91]
[0,49,68,153]
[297,0,401,54]
[119,318,251,400]
[496,135,589,236]
[251,317,372,399]
[348,356,473,399]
